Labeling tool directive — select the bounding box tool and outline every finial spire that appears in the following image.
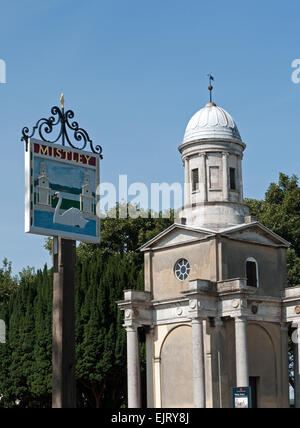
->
[207,74,214,103]
[60,93,64,109]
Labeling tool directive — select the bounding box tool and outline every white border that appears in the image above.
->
[28,225,101,244]
[24,141,31,233]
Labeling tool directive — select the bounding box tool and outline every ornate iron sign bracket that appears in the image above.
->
[21,95,103,158]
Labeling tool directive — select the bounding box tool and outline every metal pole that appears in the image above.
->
[52,237,76,408]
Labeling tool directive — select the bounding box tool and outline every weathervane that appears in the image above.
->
[21,94,103,159]
[207,74,214,103]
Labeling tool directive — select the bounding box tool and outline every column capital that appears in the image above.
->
[199,152,207,158]
[118,290,152,328]
[221,151,230,157]
[123,308,144,328]
[188,298,208,320]
[235,315,248,323]
[125,324,139,332]
[191,317,206,324]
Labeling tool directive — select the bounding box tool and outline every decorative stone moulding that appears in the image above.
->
[189,300,198,310]
[125,309,131,319]
[176,307,183,317]
[232,300,240,309]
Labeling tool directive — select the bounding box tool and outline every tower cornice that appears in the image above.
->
[178,138,246,155]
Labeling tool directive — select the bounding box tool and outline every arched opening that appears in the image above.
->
[246,257,259,288]
[248,323,277,408]
[160,325,193,408]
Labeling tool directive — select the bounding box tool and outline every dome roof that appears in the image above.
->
[183,102,242,144]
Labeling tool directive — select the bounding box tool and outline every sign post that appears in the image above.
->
[52,237,76,408]
[22,97,102,408]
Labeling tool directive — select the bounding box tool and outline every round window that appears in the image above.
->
[174,259,190,281]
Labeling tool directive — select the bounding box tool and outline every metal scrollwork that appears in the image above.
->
[21,104,103,158]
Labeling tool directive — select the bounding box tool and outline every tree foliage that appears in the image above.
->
[0,259,18,302]
[245,173,300,393]
[245,173,300,287]
[0,266,52,407]
[0,208,173,408]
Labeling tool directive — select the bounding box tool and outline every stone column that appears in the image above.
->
[154,357,162,408]
[184,157,190,208]
[214,318,226,408]
[146,327,154,408]
[126,326,141,408]
[235,317,249,387]
[237,155,244,203]
[192,318,206,408]
[222,152,229,201]
[294,323,300,408]
[280,323,290,407]
[199,153,207,202]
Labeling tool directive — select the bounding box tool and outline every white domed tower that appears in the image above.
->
[179,94,249,229]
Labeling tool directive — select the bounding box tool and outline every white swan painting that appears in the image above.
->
[52,192,89,229]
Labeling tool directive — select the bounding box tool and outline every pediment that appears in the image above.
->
[139,224,214,251]
[222,223,290,247]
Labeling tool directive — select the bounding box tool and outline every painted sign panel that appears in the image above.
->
[232,387,252,408]
[25,138,100,243]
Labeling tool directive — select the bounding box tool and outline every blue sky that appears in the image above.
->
[0,0,300,274]
[34,158,96,193]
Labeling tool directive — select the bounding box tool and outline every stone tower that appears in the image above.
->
[118,98,300,409]
[36,162,51,206]
[80,173,94,214]
[178,101,249,229]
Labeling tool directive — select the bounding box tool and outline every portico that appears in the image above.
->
[119,273,296,408]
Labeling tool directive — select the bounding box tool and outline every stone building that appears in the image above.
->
[118,99,300,408]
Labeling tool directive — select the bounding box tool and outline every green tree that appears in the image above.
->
[245,173,300,394]
[0,258,18,303]
[0,206,173,407]
[245,173,300,287]
[0,265,52,408]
